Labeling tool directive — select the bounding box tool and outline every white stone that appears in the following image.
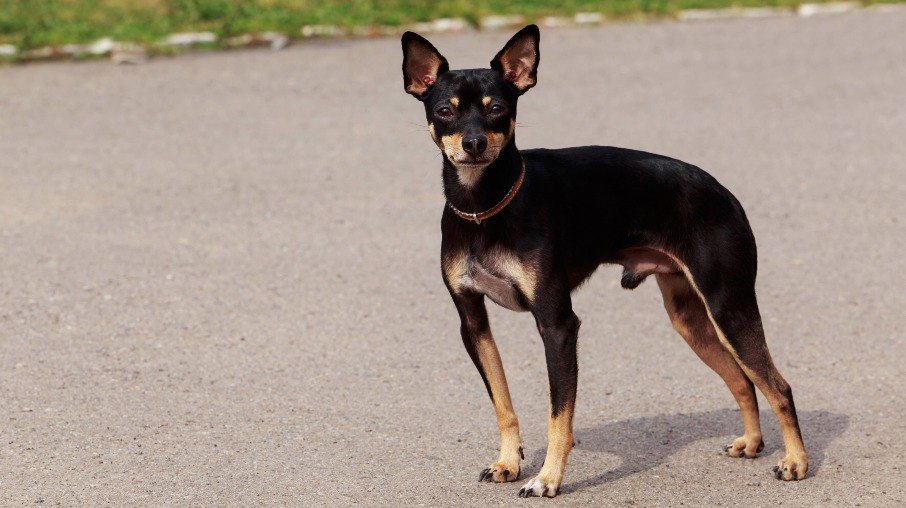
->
[164,32,217,46]
[406,18,470,34]
[0,44,18,57]
[225,32,288,50]
[431,18,470,33]
[574,12,605,24]
[797,2,860,16]
[679,7,793,20]
[737,7,795,18]
[300,25,345,38]
[479,15,526,30]
[88,37,117,55]
[261,32,289,50]
[61,44,84,56]
[539,16,574,28]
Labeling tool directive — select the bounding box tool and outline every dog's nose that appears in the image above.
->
[462,135,488,156]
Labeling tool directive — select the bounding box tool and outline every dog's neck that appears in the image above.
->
[442,141,523,214]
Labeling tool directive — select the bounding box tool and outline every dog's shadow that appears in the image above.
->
[524,409,848,494]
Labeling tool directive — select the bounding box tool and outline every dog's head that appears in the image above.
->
[401,26,540,186]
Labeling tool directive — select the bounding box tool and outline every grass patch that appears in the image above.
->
[0,0,901,51]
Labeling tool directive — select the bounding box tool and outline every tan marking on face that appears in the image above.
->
[442,250,469,294]
[450,96,459,107]
[485,119,516,151]
[455,120,514,188]
[440,116,515,187]
[475,335,522,478]
[487,131,506,150]
[440,133,463,158]
[482,96,492,106]
[428,122,439,145]
[440,132,491,188]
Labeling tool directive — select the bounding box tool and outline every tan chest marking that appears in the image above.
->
[443,249,537,311]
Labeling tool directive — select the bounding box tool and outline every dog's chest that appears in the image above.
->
[457,253,531,312]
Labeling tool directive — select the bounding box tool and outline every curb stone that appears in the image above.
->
[161,32,218,47]
[407,18,472,34]
[479,15,527,30]
[574,12,606,24]
[301,25,345,38]
[225,32,289,50]
[21,46,68,61]
[798,2,860,15]
[87,37,117,55]
[679,7,794,20]
[3,2,902,65]
[538,16,575,28]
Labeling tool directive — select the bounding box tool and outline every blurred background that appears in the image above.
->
[1,0,902,55]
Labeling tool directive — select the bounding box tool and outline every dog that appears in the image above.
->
[401,25,808,497]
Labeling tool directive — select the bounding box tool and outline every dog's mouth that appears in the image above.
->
[455,159,491,167]
[451,153,497,168]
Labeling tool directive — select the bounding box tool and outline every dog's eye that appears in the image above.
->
[436,106,453,118]
[490,104,505,114]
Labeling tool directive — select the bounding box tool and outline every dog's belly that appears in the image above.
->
[458,261,529,312]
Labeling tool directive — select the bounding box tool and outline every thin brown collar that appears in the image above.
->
[448,161,526,225]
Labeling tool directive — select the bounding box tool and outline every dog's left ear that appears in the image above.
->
[402,32,449,99]
[491,25,540,94]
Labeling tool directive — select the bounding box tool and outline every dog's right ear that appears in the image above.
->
[401,32,449,100]
[491,25,540,94]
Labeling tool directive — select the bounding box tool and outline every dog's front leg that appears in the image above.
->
[451,291,524,483]
[519,297,580,498]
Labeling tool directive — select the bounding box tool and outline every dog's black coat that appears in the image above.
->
[402,25,807,497]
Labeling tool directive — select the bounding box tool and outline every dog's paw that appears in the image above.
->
[772,453,808,481]
[723,434,764,459]
[478,460,520,483]
[518,475,560,498]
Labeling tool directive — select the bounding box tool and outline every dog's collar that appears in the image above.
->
[448,161,526,225]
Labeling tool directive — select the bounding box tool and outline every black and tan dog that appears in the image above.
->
[401,25,808,497]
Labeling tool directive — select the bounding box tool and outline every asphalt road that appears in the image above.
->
[1,9,905,507]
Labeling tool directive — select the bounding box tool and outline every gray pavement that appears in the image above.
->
[1,10,905,507]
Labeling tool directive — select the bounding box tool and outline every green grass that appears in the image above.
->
[0,0,902,51]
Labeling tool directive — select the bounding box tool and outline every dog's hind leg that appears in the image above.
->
[656,273,763,458]
[681,262,808,481]
[451,291,523,483]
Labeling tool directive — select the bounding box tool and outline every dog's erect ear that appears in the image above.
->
[491,25,540,94]
[401,32,449,99]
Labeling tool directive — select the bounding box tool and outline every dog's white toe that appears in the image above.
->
[518,476,559,498]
